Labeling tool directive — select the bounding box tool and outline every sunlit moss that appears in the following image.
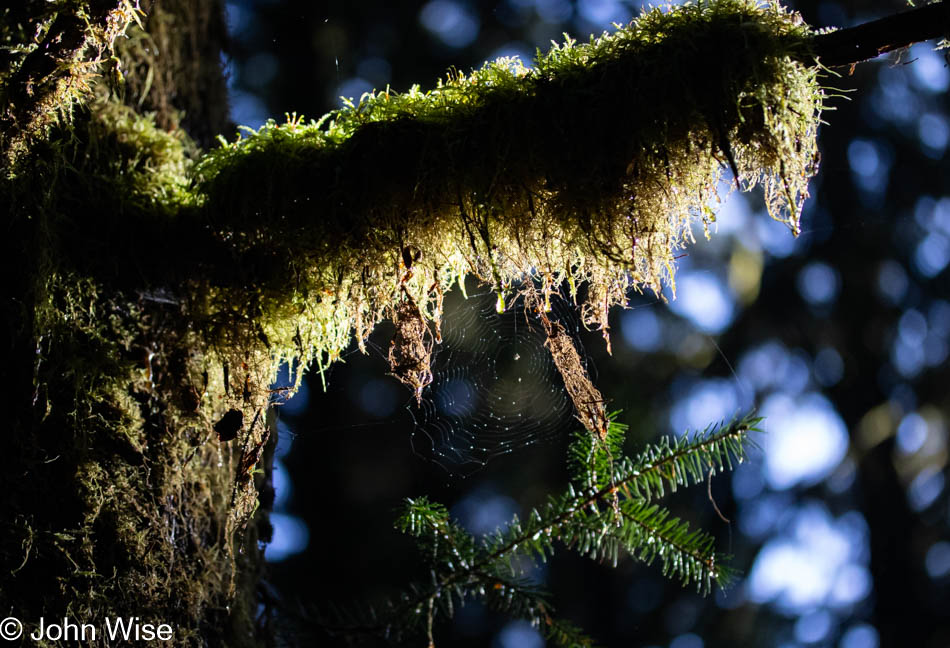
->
[196,0,822,376]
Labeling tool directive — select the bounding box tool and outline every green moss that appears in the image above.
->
[0,1,143,164]
[3,1,826,644]
[4,98,267,644]
[13,1,824,401]
[195,0,822,370]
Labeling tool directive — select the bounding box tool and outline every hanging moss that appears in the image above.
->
[9,0,824,407]
[193,0,822,376]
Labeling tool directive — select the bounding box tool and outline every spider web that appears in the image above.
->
[406,285,591,473]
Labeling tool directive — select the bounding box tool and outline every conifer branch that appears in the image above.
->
[617,502,732,589]
[321,415,757,646]
[614,415,758,501]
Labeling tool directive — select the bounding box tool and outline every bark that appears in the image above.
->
[115,0,232,148]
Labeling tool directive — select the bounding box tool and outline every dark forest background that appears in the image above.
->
[222,1,950,646]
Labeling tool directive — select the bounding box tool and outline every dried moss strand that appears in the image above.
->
[526,288,609,442]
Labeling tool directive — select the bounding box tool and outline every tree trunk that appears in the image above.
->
[1,2,273,645]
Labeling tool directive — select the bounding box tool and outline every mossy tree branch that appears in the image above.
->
[1,0,944,169]
[2,1,946,645]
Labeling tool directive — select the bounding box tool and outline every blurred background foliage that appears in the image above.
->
[223,0,950,646]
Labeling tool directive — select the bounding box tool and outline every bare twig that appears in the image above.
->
[810,1,950,67]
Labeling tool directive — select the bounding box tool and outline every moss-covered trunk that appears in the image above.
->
[1,2,274,645]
